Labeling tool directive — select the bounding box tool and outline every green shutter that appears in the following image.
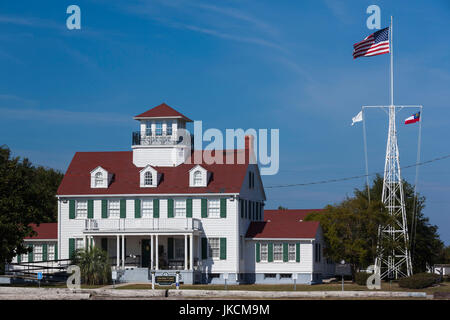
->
[240,200,244,218]
[167,199,174,218]
[283,243,288,262]
[135,199,141,218]
[87,199,94,218]
[55,243,58,260]
[255,243,260,263]
[69,200,75,219]
[220,238,227,260]
[102,200,108,218]
[69,238,75,260]
[153,199,160,218]
[120,199,126,218]
[186,199,193,218]
[43,244,48,262]
[28,244,33,262]
[201,198,207,218]
[220,198,227,218]
[201,238,208,259]
[17,253,21,264]
[296,243,300,262]
[268,243,273,262]
[168,238,174,259]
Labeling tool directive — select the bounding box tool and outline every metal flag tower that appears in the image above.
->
[374,16,413,279]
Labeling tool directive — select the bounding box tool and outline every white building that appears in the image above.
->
[50,103,333,284]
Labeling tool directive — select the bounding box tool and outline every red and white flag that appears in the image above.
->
[404,112,420,125]
[353,27,390,59]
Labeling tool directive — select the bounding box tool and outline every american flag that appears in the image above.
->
[353,27,390,59]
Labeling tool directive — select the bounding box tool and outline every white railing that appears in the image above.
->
[84,218,202,232]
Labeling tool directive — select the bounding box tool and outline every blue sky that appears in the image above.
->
[1,1,449,244]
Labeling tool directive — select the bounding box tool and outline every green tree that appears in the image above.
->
[0,145,63,266]
[306,175,444,277]
[354,175,444,273]
[305,196,389,279]
[72,247,111,285]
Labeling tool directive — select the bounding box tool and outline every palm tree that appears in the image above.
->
[72,246,111,285]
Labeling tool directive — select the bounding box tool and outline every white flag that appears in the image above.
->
[351,111,363,126]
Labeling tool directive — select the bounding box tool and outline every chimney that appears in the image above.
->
[245,135,256,164]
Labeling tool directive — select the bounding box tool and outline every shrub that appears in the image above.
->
[355,272,371,286]
[398,273,442,289]
[72,247,111,285]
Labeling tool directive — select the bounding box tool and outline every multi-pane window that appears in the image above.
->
[208,199,220,218]
[174,238,185,259]
[142,200,153,218]
[260,243,268,262]
[208,238,220,259]
[76,200,87,219]
[75,238,84,251]
[175,199,186,217]
[145,121,152,136]
[288,243,296,262]
[95,172,103,187]
[144,171,153,186]
[166,121,172,135]
[193,171,202,186]
[108,200,120,218]
[48,244,55,260]
[34,244,43,262]
[21,253,28,263]
[155,122,163,136]
[273,243,283,261]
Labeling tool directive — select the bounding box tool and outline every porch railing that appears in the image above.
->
[84,218,202,232]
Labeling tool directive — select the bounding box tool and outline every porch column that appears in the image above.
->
[184,234,188,270]
[189,234,193,270]
[155,235,159,270]
[121,234,125,269]
[150,235,154,270]
[116,235,120,268]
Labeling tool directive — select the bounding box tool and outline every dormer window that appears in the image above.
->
[189,165,209,187]
[95,172,103,187]
[140,165,159,188]
[144,171,153,186]
[193,171,202,186]
[90,166,110,188]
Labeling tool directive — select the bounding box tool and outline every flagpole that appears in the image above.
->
[390,16,394,106]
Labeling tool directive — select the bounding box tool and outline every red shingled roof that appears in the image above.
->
[24,223,57,240]
[245,209,323,239]
[134,103,193,122]
[57,149,250,195]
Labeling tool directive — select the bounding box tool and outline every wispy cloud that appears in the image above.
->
[0,107,134,126]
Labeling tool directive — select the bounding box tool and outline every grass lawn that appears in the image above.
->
[115,281,450,293]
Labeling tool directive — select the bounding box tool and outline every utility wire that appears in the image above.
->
[265,153,450,189]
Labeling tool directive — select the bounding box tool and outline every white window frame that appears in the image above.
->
[144,171,153,186]
[207,198,220,218]
[47,244,55,261]
[174,199,186,218]
[288,243,296,262]
[260,243,268,262]
[34,244,43,262]
[75,238,84,251]
[76,200,88,219]
[273,243,283,262]
[166,121,173,136]
[141,199,153,218]
[209,238,220,260]
[193,171,202,186]
[155,122,163,136]
[108,200,120,218]
[21,252,28,263]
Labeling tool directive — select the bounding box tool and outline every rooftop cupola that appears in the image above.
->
[132,103,193,167]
